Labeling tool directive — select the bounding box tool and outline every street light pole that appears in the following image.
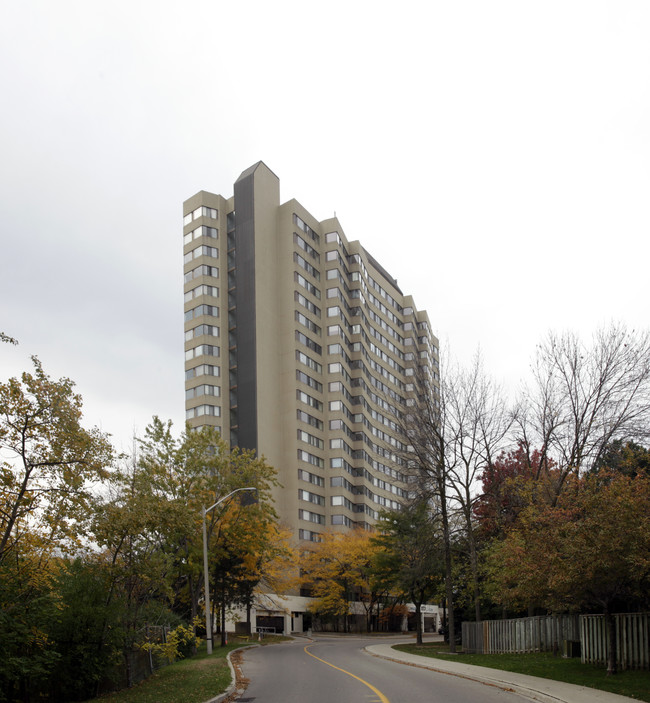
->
[202,505,211,654]
[202,486,256,655]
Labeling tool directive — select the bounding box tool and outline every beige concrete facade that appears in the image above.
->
[183,162,439,543]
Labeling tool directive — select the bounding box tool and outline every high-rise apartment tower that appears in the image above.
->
[183,162,439,543]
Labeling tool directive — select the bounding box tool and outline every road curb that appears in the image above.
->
[364,648,558,703]
[204,644,259,703]
[364,645,638,703]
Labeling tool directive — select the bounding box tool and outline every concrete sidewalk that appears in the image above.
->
[365,642,638,703]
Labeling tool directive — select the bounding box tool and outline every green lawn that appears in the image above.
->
[394,642,650,702]
[85,636,289,703]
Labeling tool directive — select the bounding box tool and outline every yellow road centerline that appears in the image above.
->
[304,644,391,703]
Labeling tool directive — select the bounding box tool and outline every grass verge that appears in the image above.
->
[86,636,290,703]
[394,642,650,702]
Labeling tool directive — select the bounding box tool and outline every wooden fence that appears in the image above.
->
[463,613,650,670]
[462,615,580,655]
[581,613,650,670]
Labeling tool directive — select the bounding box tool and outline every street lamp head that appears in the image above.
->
[205,486,257,515]
[239,487,258,506]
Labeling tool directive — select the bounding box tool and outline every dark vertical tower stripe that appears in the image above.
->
[233,168,258,452]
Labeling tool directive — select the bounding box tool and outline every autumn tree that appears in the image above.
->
[206,494,289,645]
[372,502,444,644]
[0,356,113,564]
[485,470,650,674]
[300,529,380,632]
[138,417,279,626]
[92,457,181,686]
[591,439,650,478]
[226,521,296,635]
[0,542,63,701]
[0,357,113,700]
[474,444,558,540]
[94,417,280,653]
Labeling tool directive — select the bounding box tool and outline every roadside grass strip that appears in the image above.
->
[83,641,248,703]
[395,642,650,702]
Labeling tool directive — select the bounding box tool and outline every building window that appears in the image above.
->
[184,226,218,245]
[298,429,324,450]
[328,362,351,384]
[186,404,221,419]
[296,370,323,393]
[185,324,219,341]
[294,233,320,262]
[293,214,320,243]
[185,345,220,360]
[295,331,322,355]
[295,272,321,299]
[299,489,325,506]
[297,409,323,430]
[184,206,218,225]
[296,351,323,374]
[184,245,219,263]
[185,284,219,302]
[297,391,323,413]
[295,291,321,317]
[297,449,324,469]
[295,311,321,336]
[299,509,325,525]
[184,265,219,283]
[298,469,325,487]
[184,304,219,322]
[185,364,220,380]
[294,253,320,280]
[185,384,220,400]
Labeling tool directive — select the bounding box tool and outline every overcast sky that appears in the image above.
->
[1,1,648,451]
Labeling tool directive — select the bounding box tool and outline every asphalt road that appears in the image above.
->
[237,636,532,703]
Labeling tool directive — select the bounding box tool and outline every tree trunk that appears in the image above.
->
[415,602,423,645]
[188,574,199,654]
[246,598,252,635]
[220,584,227,647]
[467,524,481,622]
[605,606,617,676]
[438,453,456,652]
[124,650,132,689]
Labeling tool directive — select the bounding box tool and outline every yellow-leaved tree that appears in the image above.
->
[93,417,282,656]
[300,529,380,633]
[0,353,113,699]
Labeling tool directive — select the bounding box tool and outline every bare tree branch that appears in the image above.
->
[516,323,650,500]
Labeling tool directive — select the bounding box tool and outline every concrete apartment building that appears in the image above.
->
[183,162,440,632]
